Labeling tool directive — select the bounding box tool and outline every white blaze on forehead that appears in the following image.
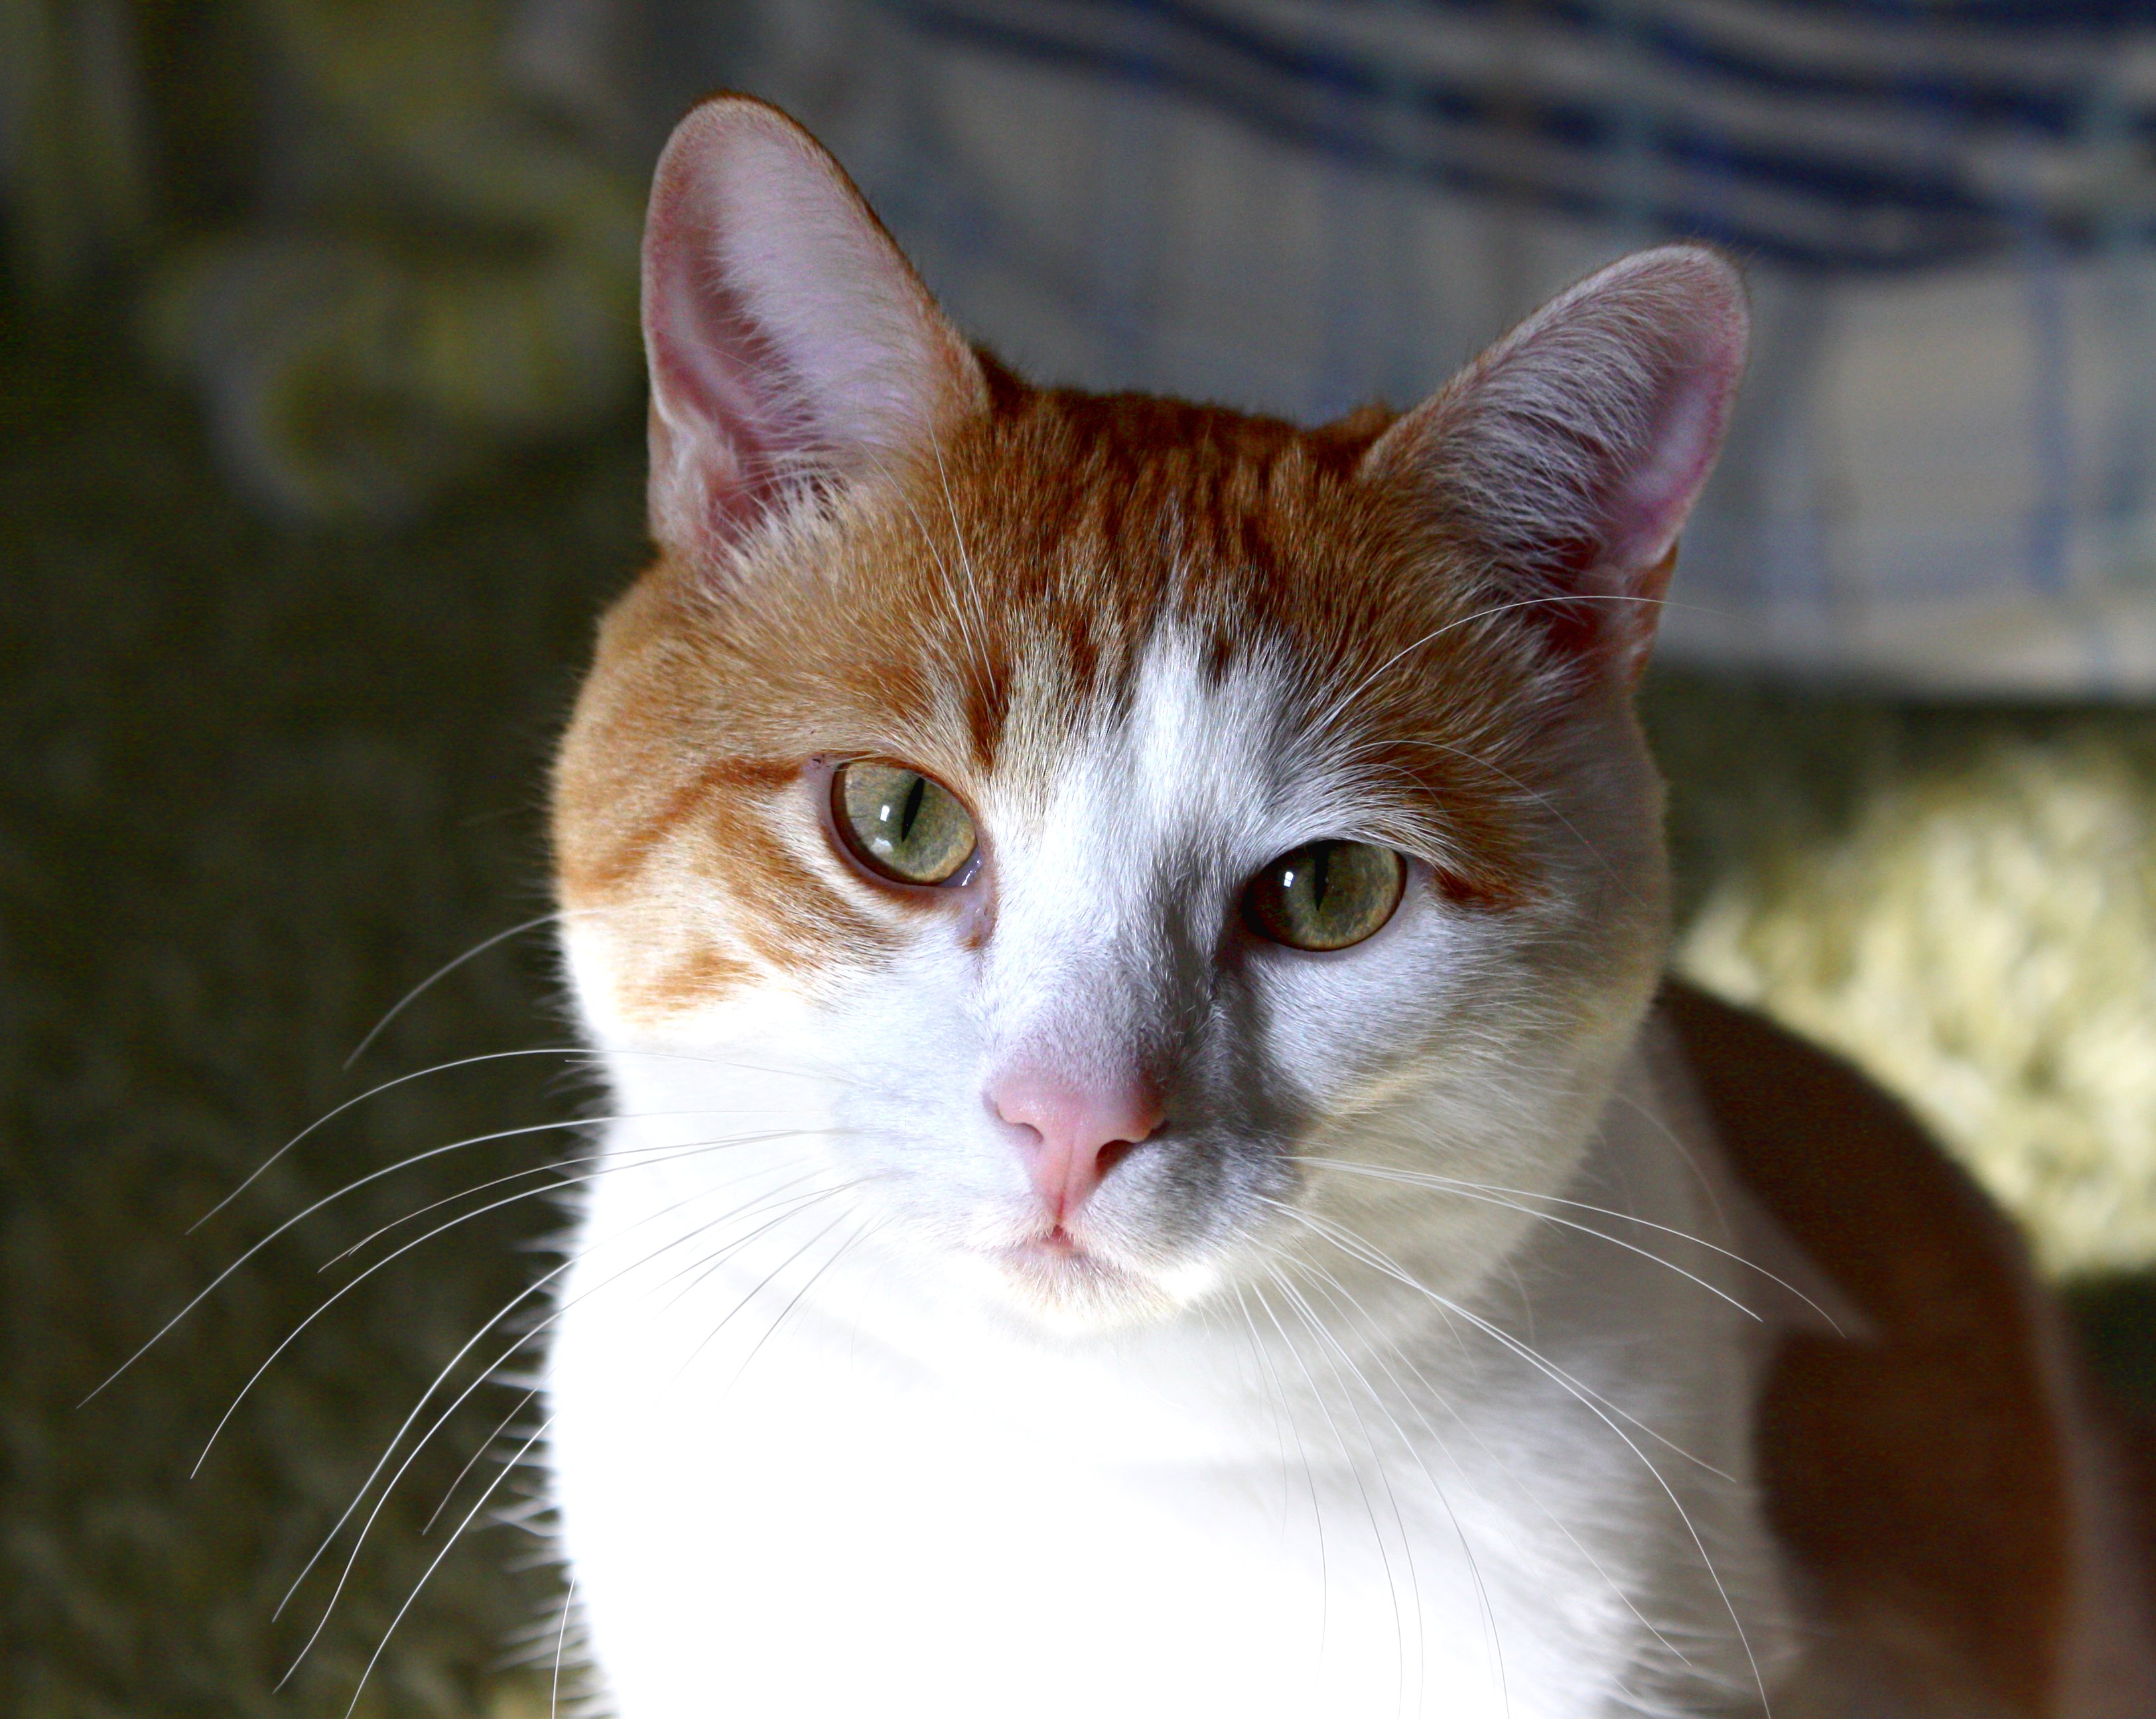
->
[1126,628,1288,836]
[978,628,1301,1026]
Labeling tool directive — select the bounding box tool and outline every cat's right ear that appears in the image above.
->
[641,96,988,556]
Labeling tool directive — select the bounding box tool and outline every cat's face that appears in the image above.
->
[552,99,1746,1332]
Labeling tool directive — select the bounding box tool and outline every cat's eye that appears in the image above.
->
[1243,840,1406,952]
[831,761,978,886]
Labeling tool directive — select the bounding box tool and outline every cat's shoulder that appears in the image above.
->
[1659,979,2156,1719]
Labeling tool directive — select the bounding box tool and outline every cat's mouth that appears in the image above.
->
[1004,1222,1112,1275]
[990,1225,1174,1328]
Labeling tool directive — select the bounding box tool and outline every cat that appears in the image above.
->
[543,95,2155,1718]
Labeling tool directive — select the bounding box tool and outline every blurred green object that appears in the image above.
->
[0,0,151,288]
[1,0,643,521]
[1,279,629,1718]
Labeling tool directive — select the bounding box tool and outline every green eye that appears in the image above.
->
[1243,840,1406,952]
[832,761,978,886]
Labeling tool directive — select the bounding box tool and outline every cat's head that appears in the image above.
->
[552,98,1747,1333]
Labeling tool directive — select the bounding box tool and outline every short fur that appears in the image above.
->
[545,97,2153,1717]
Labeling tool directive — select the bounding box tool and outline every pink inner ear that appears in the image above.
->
[1596,318,1747,577]
[1360,245,1749,665]
[645,206,815,537]
[639,99,984,553]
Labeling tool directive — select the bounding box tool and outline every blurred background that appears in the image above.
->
[5,3,2155,1714]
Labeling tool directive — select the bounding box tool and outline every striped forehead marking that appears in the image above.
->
[552,383,1547,1023]
[992,625,1290,868]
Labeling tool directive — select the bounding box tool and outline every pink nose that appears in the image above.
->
[987,1070,1165,1223]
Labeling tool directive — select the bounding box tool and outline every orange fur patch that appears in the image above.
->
[1664,982,2156,1716]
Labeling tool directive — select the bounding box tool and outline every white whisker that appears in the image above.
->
[1262,1198,1771,1712]
[1248,1281,1332,1661]
[1290,1261,1509,1713]
[1289,1159,1762,1322]
[324,1415,555,1713]
[551,1572,578,1719]
[1269,1267,1420,1716]
[197,1127,834,1477]
[1302,1258,1685,1685]
[277,1146,833,1661]
[344,912,569,1070]
[421,1388,538,1536]
[666,1195,870,1387]
[709,1212,884,1403]
[1291,1155,1840,1333]
[323,1119,838,1269]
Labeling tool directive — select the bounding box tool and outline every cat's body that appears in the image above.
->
[543,97,2153,1717]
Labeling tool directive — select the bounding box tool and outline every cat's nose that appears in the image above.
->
[986,1070,1164,1223]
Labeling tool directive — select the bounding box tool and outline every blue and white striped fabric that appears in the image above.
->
[713,0,2156,693]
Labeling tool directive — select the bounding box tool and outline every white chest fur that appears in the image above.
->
[545,1035,1799,1719]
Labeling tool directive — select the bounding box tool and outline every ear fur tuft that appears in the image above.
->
[641,96,987,557]
[1362,246,1749,676]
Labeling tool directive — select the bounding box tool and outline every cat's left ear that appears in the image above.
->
[1360,246,1748,682]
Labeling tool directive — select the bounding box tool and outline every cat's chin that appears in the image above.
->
[976,1234,1193,1334]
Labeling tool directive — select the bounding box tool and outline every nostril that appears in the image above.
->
[988,1090,1042,1143]
[1094,1137,1140,1182]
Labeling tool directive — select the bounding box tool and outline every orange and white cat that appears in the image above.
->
[544,96,2154,1718]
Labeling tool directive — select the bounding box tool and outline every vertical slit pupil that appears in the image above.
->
[898,774,926,843]
[1308,843,1333,913]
